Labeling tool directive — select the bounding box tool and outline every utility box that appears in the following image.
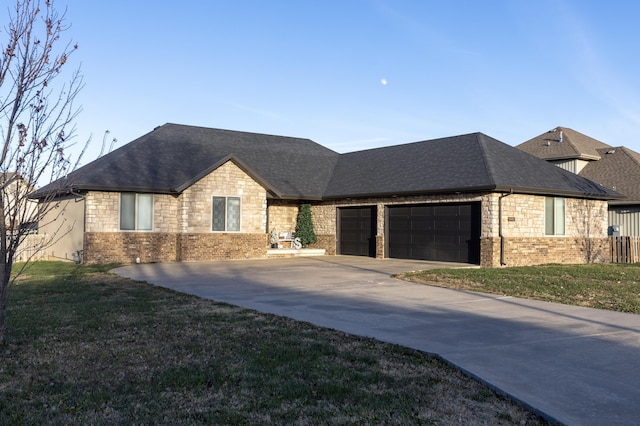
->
[609,224,621,236]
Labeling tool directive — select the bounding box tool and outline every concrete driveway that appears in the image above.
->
[115,256,640,425]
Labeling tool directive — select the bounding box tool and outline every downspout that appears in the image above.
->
[499,189,514,266]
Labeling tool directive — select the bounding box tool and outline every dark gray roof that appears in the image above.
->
[324,133,618,199]
[580,147,640,205]
[517,126,611,161]
[34,124,620,201]
[36,123,340,199]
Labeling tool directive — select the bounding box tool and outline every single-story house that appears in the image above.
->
[517,126,640,236]
[32,123,621,267]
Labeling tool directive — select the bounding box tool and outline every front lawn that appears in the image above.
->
[0,262,546,425]
[398,263,640,313]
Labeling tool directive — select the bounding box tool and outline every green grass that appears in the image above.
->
[0,262,546,425]
[398,263,640,313]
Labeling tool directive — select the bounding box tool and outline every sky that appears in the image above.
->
[46,0,640,164]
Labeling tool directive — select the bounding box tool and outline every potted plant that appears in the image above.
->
[294,204,317,248]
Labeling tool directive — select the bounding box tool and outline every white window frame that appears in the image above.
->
[211,196,242,232]
[545,196,565,236]
[120,193,154,231]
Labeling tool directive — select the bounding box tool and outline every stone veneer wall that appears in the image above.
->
[312,193,610,267]
[83,161,270,264]
[488,194,610,267]
[80,167,611,267]
[267,200,299,234]
[180,161,267,233]
[85,192,120,232]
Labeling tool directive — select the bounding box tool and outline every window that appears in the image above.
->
[545,197,565,235]
[212,196,241,232]
[120,193,153,231]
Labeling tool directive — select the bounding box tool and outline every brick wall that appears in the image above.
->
[492,194,608,238]
[82,161,270,264]
[79,165,611,267]
[312,193,610,267]
[493,237,610,267]
[309,234,336,255]
[85,232,269,263]
[84,232,179,264]
[178,233,268,261]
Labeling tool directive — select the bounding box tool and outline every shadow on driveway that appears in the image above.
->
[114,256,640,425]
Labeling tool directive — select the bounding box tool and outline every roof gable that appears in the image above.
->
[34,125,619,201]
[517,127,611,161]
[37,124,340,198]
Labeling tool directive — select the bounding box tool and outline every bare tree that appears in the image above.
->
[0,0,84,345]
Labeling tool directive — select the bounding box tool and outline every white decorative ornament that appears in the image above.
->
[292,237,302,249]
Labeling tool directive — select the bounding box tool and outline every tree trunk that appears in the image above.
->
[0,263,8,346]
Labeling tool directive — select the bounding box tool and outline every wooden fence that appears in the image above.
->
[14,234,47,263]
[610,236,640,263]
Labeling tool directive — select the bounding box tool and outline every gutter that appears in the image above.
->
[499,189,514,266]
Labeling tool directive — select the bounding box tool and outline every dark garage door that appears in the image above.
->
[339,206,376,257]
[388,203,480,264]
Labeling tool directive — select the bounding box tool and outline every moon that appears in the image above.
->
[380,78,387,86]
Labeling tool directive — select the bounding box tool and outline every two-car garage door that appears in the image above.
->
[338,203,480,264]
[387,203,480,264]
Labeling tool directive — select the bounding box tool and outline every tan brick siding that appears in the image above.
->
[180,161,267,233]
[311,193,610,267]
[492,194,608,238]
[83,161,270,263]
[84,232,269,264]
[267,200,299,234]
[85,192,120,232]
[84,232,179,264]
[178,233,268,261]
[79,163,611,267]
[154,194,180,233]
[493,237,610,267]
[309,234,336,255]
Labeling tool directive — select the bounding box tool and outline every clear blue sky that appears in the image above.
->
[58,0,640,162]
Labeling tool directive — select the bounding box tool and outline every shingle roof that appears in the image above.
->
[580,147,640,205]
[34,124,619,201]
[36,123,340,199]
[324,133,617,199]
[516,127,611,161]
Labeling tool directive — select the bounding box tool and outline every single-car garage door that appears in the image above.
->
[387,203,480,264]
[339,206,376,257]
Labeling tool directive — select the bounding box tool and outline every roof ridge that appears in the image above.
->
[617,146,640,167]
[557,126,612,149]
[163,122,330,147]
[475,133,498,189]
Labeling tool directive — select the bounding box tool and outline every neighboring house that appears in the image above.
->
[1,172,42,261]
[32,123,620,267]
[517,126,640,236]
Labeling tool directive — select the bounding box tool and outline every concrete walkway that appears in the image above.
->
[114,256,640,425]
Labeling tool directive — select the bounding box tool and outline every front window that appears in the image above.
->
[120,193,153,231]
[212,196,241,232]
[545,197,565,235]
